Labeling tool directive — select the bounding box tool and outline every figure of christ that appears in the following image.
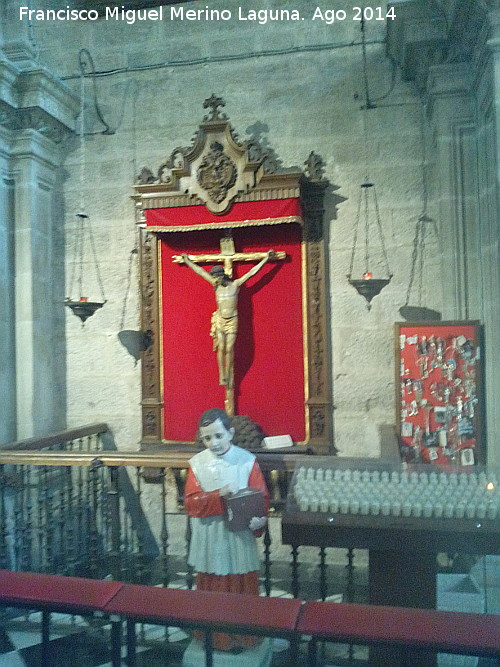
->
[184,408,269,651]
[181,250,274,389]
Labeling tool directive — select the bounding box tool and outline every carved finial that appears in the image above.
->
[304,151,326,181]
[137,167,155,185]
[203,94,227,121]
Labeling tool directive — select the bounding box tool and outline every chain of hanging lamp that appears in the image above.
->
[399,101,441,321]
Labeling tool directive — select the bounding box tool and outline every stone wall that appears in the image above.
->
[2,0,451,455]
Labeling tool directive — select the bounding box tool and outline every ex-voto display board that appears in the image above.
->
[395,321,484,465]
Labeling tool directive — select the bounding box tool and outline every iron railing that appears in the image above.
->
[2,426,498,665]
[0,425,360,602]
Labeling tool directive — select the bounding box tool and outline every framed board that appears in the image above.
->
[395,321,484,465]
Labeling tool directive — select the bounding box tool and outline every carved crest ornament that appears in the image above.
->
[197,141,237,205]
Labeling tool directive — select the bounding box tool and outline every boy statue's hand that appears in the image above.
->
[248,516,267,531]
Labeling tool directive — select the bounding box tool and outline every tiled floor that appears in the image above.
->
[1,557,498,666]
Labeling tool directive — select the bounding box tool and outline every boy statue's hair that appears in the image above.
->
[198,408,232,432]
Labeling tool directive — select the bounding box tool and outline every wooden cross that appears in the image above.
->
[172,237,286,275]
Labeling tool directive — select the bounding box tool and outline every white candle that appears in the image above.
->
[391,501,402,517]
[412,503,422,517]
[329,499,339,514]
[350,500,360,515]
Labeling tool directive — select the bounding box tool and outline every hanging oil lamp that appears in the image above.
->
[347,19,392,309]
[65,215,106,323]
[65,50,106,324]
[347,182,392,309]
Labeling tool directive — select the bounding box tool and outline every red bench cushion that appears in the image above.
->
[0,570,123,612]
[105,584,302,634]
[297,601,500,656]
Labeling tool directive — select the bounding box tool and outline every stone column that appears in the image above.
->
[0,60,21,443]
[0,61,79,440]
[12,130,59,438]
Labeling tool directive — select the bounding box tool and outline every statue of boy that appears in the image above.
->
[184,408,269,651]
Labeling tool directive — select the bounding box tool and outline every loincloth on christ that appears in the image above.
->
[210,311,238,350]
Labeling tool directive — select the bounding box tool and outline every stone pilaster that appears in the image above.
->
[11,130,60,438]
[0,60,79,440]
[0,127,15,444]
[474,5,500,466]
[425,63,476,320]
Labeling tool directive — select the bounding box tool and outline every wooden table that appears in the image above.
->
[282,510,500,665]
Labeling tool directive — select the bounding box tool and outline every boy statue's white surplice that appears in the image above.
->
[184,408,269,651]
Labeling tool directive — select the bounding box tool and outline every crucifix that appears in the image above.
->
[173,235,285,416]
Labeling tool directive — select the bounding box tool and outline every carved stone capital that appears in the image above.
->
[0,102,73,144]
[17,68,80,130]
[0,63,78,148]
[386,0,489,93]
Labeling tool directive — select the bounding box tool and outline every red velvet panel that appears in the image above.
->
[146,199,302,230]
[160,222,305,442]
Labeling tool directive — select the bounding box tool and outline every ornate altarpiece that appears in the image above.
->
[133,97,333,454]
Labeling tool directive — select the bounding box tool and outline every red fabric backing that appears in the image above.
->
[160,222,305,442]
[146,199,301,229]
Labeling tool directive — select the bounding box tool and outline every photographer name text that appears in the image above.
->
[19,6,396,26]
